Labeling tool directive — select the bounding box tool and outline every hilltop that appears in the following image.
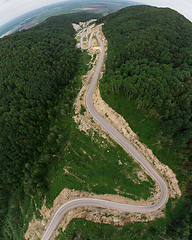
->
[98,5,192,148]
[95,5,192,239]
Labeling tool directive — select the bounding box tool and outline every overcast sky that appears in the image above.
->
[0,0,192,28]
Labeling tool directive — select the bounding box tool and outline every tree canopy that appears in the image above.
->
[0,12,100,239]
[97,5,192,239]
[97,5,192,148]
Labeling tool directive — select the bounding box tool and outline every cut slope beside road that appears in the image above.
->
[84,28,168,211]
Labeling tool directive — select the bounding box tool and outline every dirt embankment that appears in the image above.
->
[25,188,165,240]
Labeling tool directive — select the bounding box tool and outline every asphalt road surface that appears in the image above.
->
[41,27,168,240]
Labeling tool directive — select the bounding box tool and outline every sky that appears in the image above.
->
[0,0,192,28]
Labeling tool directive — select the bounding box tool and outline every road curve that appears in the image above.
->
[41,27,169,240]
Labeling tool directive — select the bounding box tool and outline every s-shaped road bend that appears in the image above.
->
[41,27,169,240]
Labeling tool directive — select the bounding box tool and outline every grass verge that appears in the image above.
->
[100,89,185,187]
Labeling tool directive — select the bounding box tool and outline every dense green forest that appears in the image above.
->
[0,12,100,239]
[97,5,192,148]
[96,5,192,239]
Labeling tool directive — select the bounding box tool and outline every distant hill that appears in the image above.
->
[98,5,192,148]
[0,0,139,37]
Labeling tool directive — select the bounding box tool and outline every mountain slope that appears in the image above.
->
[98,5,192,148]
[0,12,100,239]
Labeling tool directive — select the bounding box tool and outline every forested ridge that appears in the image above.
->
[97,5,192,148]
[96,5,192,239]
[0,12,100,239]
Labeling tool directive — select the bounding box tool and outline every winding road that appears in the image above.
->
[41,26,169,240]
